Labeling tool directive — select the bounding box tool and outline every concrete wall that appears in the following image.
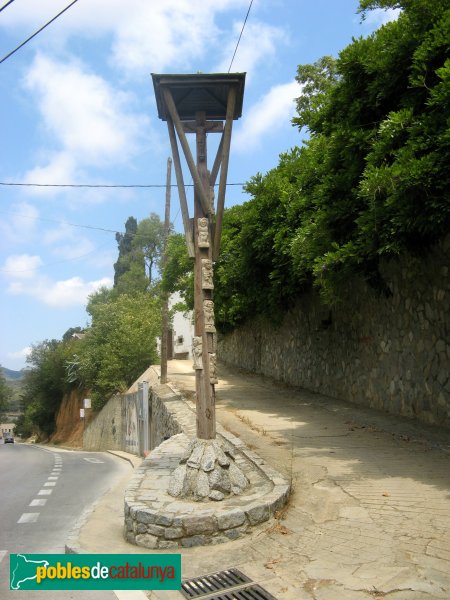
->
[82,367,183,453]
[218,238,450,429]
[83,395,125,451]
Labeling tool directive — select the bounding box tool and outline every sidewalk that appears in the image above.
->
[76,360,450,600]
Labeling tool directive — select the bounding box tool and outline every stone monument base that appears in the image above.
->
[124,433,290,549]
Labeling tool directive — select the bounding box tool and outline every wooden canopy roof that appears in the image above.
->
[152,73,246,121]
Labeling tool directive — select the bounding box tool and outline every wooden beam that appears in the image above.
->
[160,157,172,385]
[213,85,237,260]
[210,133,224,188]
[163,88,211,216]
[166,116,195,258]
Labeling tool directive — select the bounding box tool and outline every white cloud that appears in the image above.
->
[7,347,32,361]
[42,224,96,260]
[33,276,112,308]
[234,80,301,151]
[0,202,40,243]
[2,251,112,307]
[1,0,251,75]
[215,20,284,74]
[362,8,401,28]
[2,254,43,279]
[21,54,150,192]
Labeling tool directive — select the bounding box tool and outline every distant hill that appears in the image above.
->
[1,367,25,381]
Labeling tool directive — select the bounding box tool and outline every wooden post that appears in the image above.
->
[160,157,172,385]
[194,111,215,440]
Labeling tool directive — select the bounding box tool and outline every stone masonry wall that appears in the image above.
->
[218,238,450,428]
[150,387,182,451]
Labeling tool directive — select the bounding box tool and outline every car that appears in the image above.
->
[4,435,14,444]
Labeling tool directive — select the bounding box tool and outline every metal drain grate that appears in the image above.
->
[180,569,277,600]
[181,569,251,598]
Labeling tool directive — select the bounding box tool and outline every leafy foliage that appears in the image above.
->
[18,339,78,437]
[161,233,194,310]
[215,0,449,324]
[73,291,161,410]
[0,369,11,414]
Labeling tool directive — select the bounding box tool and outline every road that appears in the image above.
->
[0,441,131,600]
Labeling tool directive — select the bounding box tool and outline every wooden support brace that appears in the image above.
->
[210,133,224,189]
[166,116,195,258]
[213,85,237,260]
[163,88,212,216]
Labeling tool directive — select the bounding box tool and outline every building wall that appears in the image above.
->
[0,423,15,437]
[218,238,450,429]
[157,292,194,359]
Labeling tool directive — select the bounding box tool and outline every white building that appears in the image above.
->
[157,292,194,360]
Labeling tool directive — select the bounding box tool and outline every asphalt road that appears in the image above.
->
[0,441,131,600]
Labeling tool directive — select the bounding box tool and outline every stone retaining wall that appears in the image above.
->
[218,238,450,428]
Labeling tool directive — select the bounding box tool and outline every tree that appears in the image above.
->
[19,339,78,436]
[133,214,166,287]
[213,0,450,328]
[0,369,11,414]
[161,233,194,309]
[113,216,144,287]
[75,291,162,409]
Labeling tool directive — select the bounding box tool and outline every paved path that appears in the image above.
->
[79,360,450,600]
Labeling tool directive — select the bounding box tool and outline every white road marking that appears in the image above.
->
[38,489,52,495]
[48,476,58,480]
[44,482,56,487]
[29,499,47,507]
[0,551,6,565]
[18,513,39,524]
[83,457,104,463]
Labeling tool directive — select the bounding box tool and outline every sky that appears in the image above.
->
[0,0,400,371]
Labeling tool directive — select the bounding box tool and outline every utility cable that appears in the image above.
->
[0,208,120,235]
[0,181,245,189]
[0,0,80,65]
[228,0,254,72]
[0,0,15,13]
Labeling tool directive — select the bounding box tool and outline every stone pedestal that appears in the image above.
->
[168,438,249,501]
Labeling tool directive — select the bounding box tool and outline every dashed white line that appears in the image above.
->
[18,513,39,524]
[29,499,47,507]
[48,476,58,480]
[44,482,56,487]
[38,489,52,496]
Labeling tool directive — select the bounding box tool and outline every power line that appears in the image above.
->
[0,0,15,13]
[228,0,254,73]
[0,0,80,66]
[0,181,246,189]
[0,209,120,235]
